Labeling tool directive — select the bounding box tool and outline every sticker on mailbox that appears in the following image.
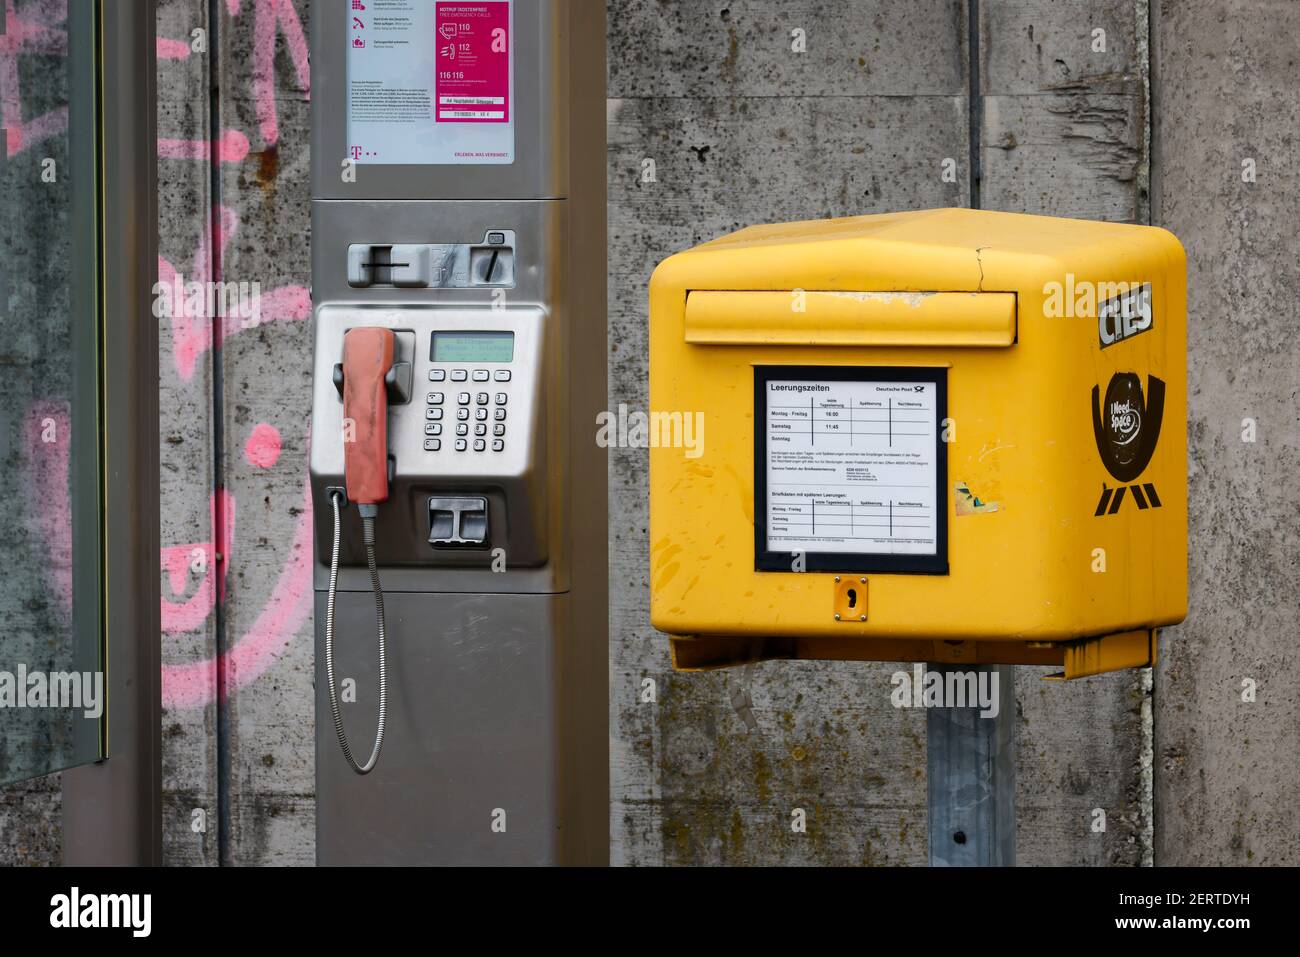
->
[754,366,949,575]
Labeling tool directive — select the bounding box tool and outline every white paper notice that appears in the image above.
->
[345,0,514,165]
[764,378,939,556]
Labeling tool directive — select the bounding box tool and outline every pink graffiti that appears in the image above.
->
[158,204,311,382]
[162,481,313,711]
[244,423,283,469]
[2,1,319,711]
[158,129,251,164]
[161,491,234,634]
[16,407,311,713]
[0,0,69,157]
[157,37,192,61]
[230,0,312,149]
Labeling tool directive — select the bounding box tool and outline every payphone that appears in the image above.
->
[309,0,607,864]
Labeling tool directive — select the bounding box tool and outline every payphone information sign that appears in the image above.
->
[754,366,949,575]
[345,0,514,165]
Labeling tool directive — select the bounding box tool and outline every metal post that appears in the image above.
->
[62,0,162,865]
[926,663,1016,866]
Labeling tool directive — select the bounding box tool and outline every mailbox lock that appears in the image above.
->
[833,577,868,622]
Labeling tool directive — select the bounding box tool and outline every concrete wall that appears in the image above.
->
[0,0,1293,866]
[1152,0,1299,865]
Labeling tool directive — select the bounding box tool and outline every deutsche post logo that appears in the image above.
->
[1092,372,1164,516]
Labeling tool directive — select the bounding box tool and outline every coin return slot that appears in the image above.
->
[428,496,489,547]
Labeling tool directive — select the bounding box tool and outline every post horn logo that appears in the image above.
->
[1092,372,1164,516]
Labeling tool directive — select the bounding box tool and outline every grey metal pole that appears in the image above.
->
[62,0,162,865]
[926,664,1016,866]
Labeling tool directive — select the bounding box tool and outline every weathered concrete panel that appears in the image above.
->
[0,773,60,866]
[213,0,315,866]
[982,0,1147,221]
[1153,0,1300,865]
[982,92,1144,220]
[608,1,969,863]
[0,0,74,865]
[156,0,220,868]
[608,0,966,97]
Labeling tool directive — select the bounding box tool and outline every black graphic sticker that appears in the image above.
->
[1092,372,1165,516]
[1093,373,1164,482]
[1098,283,1153,349]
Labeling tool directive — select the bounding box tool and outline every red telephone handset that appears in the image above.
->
[326,327,396,775]
[341,327,396,506]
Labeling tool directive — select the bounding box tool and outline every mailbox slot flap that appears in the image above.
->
[683,290,1017,347]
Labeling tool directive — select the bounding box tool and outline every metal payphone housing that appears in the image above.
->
[309,0,607,865]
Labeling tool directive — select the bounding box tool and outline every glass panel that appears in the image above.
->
[0,0,103,783]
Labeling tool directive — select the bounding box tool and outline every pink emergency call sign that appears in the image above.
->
[435,2,510,124]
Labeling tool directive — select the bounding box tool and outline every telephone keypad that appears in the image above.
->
[424,361,511,454]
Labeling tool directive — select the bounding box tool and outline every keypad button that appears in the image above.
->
[494,392,507,405]
[493,423,505,436]
[424,439,441,451]
[427,392,444,405]
[426,408,443,420]
[494,370,511,382]
[457,392,471,405]
[474,439,486,452]
[475,408,488,421]
[429,369,446,382]
[451,369,468,381]
[472,369,489,382]
[425,423,442,436]
[494,408,506,421]
[456,423,468,436]
[476,392,489,405]
[455,439,467,451]
[457,408,469,420]
[475,423,487,436]
[492,439,504,452]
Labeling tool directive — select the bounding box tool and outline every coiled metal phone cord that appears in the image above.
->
[324,490,387,774]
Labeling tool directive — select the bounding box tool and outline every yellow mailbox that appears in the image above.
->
[648,208,1186,679]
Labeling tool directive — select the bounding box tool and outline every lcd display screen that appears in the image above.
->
[431,331,514,363]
